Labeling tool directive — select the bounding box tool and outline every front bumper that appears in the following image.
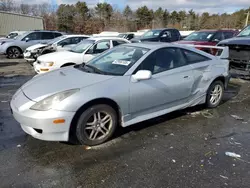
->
[10,90,75,141]
[24,51,38,63]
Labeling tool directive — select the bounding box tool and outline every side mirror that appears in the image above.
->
[25,38,30,42]
[132,70,152,82]
[60,42,67,47]
[86,48,94,54]
[212,39,219,43]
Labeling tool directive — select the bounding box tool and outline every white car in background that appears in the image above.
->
[33,37,130,74]
[24,35,89,63]
[0,31,26,40]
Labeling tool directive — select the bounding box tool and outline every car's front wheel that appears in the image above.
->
[76,104,117,146]
[7,47,21,59]
[206,80,224,108]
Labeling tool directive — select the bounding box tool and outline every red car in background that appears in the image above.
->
[175,29,238,53]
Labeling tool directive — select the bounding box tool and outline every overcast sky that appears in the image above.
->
[20,0,250,14]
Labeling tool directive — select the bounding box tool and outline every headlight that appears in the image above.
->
[43,62,54,67]
[31,49,38,53]
[1,41,6,45]
[30,89,79,111]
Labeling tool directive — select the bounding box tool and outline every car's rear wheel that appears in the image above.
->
[76,104,117,146]
[206,80,224,108]
[7,47,21,59]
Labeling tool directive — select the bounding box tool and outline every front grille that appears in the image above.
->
[226,45,250,71]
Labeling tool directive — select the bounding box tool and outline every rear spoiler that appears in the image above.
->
[184,44,229,60]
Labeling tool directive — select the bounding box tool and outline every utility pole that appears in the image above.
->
[245,11,249,27]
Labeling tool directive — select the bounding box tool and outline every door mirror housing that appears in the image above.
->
[25,37,30,42]
[132,70,152,82]
[212,39,219,43]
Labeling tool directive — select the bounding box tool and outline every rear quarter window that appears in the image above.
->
[182,49,211,64]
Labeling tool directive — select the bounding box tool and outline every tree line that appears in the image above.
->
[1,0,250,34]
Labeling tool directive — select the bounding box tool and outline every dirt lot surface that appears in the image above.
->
[1,56,250,188]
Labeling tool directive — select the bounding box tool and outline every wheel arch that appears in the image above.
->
[7,46,23,54]
[212,76,226,88]
[69,97,122,141]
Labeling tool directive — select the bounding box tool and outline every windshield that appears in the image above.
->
[48,35,67,44]
[142,30,162,38]
[184,31,216,41]
[70,39,94,53]
[79,46,149,76]
[237,25,250,37]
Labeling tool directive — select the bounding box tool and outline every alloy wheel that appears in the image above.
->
[209,84,223,105]
[85,111,113,141]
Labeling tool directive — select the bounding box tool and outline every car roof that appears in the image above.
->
[123,42,176,50]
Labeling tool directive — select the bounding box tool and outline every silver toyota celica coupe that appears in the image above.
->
[11,42,230,145]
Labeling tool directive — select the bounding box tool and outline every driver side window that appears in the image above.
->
[88,40,110,54]
[135,47,187,74]
[22,32,41,41]
[211,32,223,41]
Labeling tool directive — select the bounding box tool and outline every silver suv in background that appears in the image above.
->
[0,30,63,58]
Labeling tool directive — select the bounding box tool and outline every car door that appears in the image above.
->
[21,32,42,50]
[83,40,111,63]
[129,47,195,117]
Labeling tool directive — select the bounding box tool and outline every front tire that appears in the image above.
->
[76,104,117,146]
[7,47,21,59]
[206,80,224,108]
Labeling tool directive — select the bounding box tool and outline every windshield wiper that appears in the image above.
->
[84,64,107,74]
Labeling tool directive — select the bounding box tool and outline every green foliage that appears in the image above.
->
[136,6,154,28]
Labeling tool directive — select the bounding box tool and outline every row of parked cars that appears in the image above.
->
[7,26,250,146]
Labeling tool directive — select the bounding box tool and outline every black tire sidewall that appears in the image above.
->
[206,80,224,108]
[7,47,21,58]
[76,104,117,146]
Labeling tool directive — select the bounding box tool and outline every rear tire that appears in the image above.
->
[7,47,21,59]
[75,104,117,146]
[206,80,224,108]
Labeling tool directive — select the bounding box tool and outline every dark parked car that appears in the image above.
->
[131,28,181,43]
[218,25,250,75]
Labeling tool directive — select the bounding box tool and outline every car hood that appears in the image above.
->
[21,66,114,102]
[218,37,250,45]
[0,38,14,43]
[174,40,213,45]
[37,51,81,62]
[26,43,48,51]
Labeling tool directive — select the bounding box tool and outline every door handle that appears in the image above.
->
[183,76,189,78]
